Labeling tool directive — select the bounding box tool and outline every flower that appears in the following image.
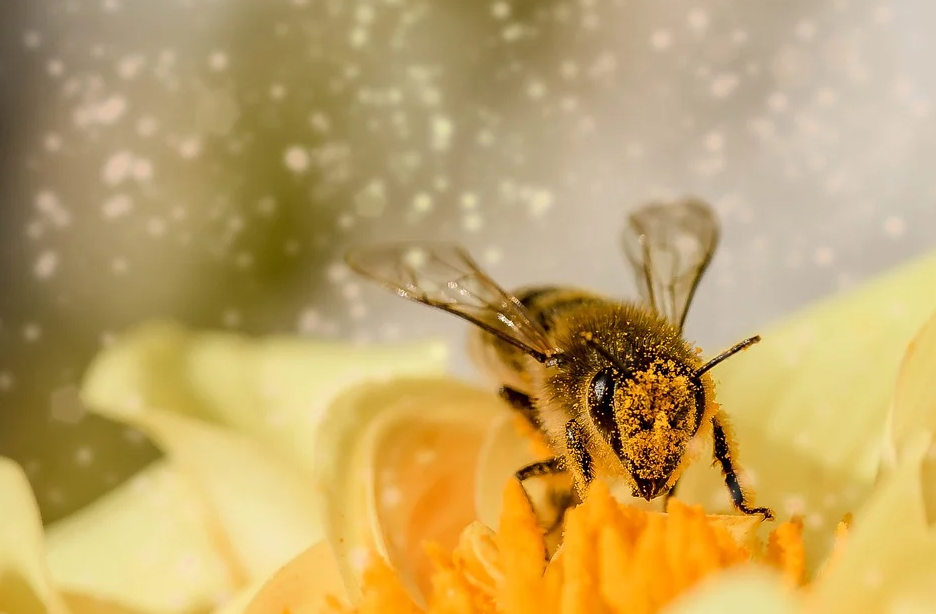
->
[3,250,936,614]
[242,248,936,614]
[0,325,449,614]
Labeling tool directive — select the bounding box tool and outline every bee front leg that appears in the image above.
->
[711,414,774,520]
[499,386,542,430]
[565,419,594,498]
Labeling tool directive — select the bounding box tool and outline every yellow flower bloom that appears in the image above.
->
[242,249,936,614]
[2,250,935,614]
[0,327,449,614]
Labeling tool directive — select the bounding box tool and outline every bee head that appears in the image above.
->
[586,359,704,501]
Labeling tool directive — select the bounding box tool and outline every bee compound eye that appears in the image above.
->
[588,367,618,439]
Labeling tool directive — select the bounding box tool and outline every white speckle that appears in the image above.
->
[795,20,817,40]
[44,133,62,151]
[309,112,330,132]
[874,5,892,24]
[284,146,310,172]
[501,23,526,41]
[235,252,254,269]
[178,137,202,159]
[297,309,321,333]
[703,131,724,152]
[710,73,739,98]
[381,487,402,508]
[0,372,13,391]
[883,215,905,237]
[23,323,42,342]
[527,188,554,217]
[133,158,153,180]
[463,212,483,232]
[783,494,806,515]
[146,218,167,237]
[413,192,433,213]
[270,83,287,100]
[559,61,579,79]
[348,547,370,572]
[482,247,503,265]
[47,59,64,77]
[732,29,748,44]
[342,283,360,299]
[327,262,349,283]
[767,91,788,113]
[430,115,453,151]
[76,447,94,466]
[805,513,824,529]
[354,181,387,217]
[349,303,367,320]
[813,246,834,266]
[415,448,437,464]
[137,116,159,137]
[461,192,478,210]
[95,96,127,124]
[526,80,546,99]
[687,9,709,33]
[117,54,146,79]
[23,31,42,49]
[208,51,228,71]
[34,251,59,279]
[222,310,242,328]
[102,151,134,185]
[491,1,510,19]
[863,567,883,588]
[102,194,132,219]
[349,27,368,48]
[112,257,129,274]
[650,29,672,50]
[35,191,71,227]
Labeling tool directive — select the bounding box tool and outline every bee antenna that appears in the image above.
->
[696,335,761,377]
[582,334,630,375]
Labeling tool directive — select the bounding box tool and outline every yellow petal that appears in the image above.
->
[889,308,936,453]
[314,377,503,604]
[807,431,936,613]
[104,409,322,582]
[662,567,800,614]
[0,458,71,614]
[242,541,347,614]
[44,460,240,614]
[80,320,449,473]
[675,250,936,569]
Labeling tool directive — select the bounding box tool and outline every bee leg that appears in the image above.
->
[499,386,541,430]
[662,479,679,511]
[711,415,774,520]
[515,456,565,481]
[565,419,594,496]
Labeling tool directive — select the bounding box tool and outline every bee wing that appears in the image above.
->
[345,243,557,360]
[620,199,720,331]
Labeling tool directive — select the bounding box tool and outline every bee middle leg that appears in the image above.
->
[711,415,774,520]
[499,386,542,430]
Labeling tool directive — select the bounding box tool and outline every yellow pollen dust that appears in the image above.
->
[327,480,831,614]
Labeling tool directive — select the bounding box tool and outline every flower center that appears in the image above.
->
[328,480,844,614]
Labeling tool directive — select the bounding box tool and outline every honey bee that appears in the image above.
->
[345,199,773,519]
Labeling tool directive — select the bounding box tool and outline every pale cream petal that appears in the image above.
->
[45,460,239,614]
[314,377,503,604]
[242,541,346,614]
[662,567,800,614]
[673,250,936,569]
[888,309,936,453]
[807,432,936,613]
[0,458,71,614]
[81,320,449,473]
[107,410,323,583]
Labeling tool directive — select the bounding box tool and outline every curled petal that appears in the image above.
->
[81,320,449,473]
[314,377,503,604]
[663,567,800,614]
[807,431,936,613]
[44,461,241,614]
[0,458,71,614]
[242,541,347,614]
[676,250,936,570]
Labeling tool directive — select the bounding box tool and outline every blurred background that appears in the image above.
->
[1,0,935,524]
